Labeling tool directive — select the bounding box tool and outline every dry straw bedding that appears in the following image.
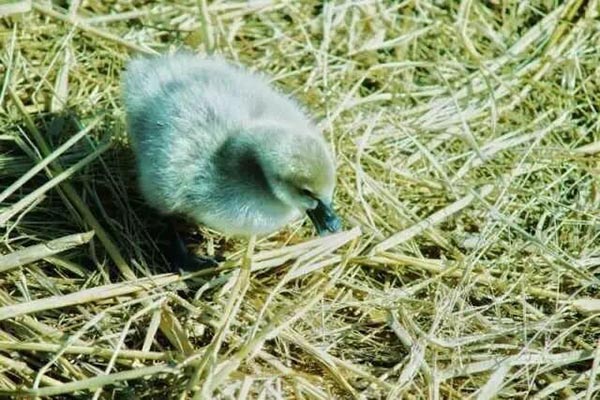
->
[1,0,600,398]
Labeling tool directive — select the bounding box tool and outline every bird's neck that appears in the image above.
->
[213,132,271,195]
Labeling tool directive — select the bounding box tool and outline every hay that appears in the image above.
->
[1,0,599,398]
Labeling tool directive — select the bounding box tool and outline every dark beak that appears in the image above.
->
[306,200,342,236]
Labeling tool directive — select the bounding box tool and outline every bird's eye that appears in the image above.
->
[300,188,314,198]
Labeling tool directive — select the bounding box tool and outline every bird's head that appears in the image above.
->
[245,121,342,235]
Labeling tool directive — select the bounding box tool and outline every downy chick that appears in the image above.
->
[122,53,341,267]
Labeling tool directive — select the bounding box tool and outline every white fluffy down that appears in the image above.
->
[122,53,336,236]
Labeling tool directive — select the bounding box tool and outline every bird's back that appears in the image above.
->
[122,54,310,143]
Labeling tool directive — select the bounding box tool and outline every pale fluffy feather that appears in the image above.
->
[122,53,336,236]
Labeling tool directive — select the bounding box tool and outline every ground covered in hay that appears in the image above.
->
[1,0,600,398]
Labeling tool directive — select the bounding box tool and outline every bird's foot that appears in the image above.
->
[171,252,222,271]
[166,219,224,271]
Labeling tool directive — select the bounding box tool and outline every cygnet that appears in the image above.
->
[122,53,341,267]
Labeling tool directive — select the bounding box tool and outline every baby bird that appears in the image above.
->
[122,53,341,267]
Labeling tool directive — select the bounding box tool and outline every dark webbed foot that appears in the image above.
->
[166,219,223,271]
